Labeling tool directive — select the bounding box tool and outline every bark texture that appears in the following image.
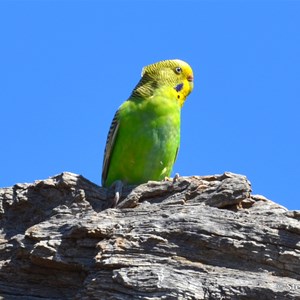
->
[0,172,299,299]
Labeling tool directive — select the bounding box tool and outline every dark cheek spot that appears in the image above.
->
[174,83,184,92]
[177,95,180,99]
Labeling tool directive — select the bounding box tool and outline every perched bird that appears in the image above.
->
[102,59,194,205]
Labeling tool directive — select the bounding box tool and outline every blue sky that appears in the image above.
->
[1,1,299,210]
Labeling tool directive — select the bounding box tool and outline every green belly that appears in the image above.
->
[105,98,181,187]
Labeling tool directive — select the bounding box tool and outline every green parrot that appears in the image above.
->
[102,59,194,205]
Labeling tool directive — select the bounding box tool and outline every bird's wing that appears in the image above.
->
[101,110,120,186]
[173,145,179,165]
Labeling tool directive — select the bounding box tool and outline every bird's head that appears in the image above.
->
[133,59,194,107]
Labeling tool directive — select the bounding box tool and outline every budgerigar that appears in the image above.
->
[102,59,194,205]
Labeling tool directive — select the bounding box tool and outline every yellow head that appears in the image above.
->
[132,59,194,107]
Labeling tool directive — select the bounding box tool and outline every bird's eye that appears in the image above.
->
[175,67,182,74]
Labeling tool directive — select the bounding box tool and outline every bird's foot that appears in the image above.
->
[172,173,180,183]
[110,180,123,207]
[164,173,180,183]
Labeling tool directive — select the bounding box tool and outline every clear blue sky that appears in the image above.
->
[1,1,299,210]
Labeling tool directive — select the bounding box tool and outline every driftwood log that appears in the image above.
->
[0,172,299,299]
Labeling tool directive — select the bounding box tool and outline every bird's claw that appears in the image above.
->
[164,173,180,183]
[110,180,123,207]
[173,173,180,183]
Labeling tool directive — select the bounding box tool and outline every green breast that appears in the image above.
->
[104,94,181,187]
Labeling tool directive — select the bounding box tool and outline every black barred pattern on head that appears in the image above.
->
[131,59,192,98]
[141,59,181,77]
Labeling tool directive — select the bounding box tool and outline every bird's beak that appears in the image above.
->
[187,74,194,94]
[187,74,194,82]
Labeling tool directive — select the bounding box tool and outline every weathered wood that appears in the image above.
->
[0,172,299,299]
